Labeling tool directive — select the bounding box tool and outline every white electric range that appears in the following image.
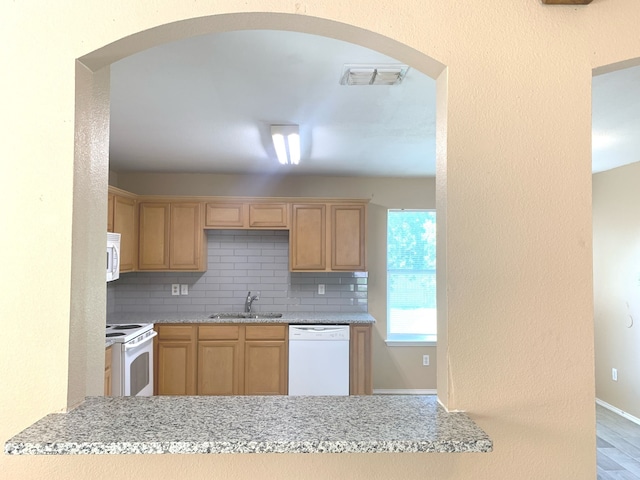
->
[106,323,156,396]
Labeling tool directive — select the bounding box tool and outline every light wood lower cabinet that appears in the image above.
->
[104,346,112,396]
[156,324,288,396]
[350,324,373,395]
[244,325,287,395]
[155,325,197,395]
[155,323,371,396]
[197,325,243,395]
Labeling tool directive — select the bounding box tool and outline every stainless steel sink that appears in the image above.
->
[208,312,283,319]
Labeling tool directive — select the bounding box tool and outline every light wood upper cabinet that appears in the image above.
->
[290,204,326,271]
[331,204,366,271]
[290,202,367,272]
[138,202,170,270]
[205,201,289,229]
[170,203,204,270]
[248,203,288,228]
[107,193,114,233]
[108,187,137,273]
[113,195,137,272]
[139,201,205,271]
[205,202,245,228]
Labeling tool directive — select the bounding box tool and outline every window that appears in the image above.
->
[387,210,436,344]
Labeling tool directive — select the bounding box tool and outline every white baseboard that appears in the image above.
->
[596,398,640,427]
[373,389,437,395]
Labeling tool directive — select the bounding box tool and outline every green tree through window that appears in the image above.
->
[387,210,437,341]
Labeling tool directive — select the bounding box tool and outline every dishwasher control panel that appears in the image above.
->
[288,325,350,340]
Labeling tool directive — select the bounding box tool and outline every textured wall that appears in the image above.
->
[4,1,640,479]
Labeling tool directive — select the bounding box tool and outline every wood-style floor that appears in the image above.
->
[597,404,640,479]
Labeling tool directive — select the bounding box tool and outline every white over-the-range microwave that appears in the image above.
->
[107,232,121,282]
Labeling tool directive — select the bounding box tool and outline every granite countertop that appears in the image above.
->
[5,395,492,455]
[107,311,375,325]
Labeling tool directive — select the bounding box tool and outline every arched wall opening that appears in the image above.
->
[72,12,449,408]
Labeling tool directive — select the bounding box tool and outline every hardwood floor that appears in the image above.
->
[597,404,640,479]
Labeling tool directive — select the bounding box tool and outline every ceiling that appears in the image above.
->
[109,30,640,177]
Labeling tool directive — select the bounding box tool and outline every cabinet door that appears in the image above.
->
[138,203,170,270]
[104,346,112,396]
[248,203,289,228]
[113,195,137,272]
[156,325,197,395]
[170,202,203,270]
[244,341,287,395]
[198,341,243,395]
[349,324,372,395]
[330,204,366,271]
[205,202,245,228]
[290,204,326,271]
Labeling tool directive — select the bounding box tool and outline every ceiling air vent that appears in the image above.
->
[339,64,409,86]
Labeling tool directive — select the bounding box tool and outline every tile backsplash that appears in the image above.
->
[108,230,367,314]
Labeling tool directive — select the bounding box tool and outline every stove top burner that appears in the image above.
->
[106,332,125,337]
[111,324,143,330]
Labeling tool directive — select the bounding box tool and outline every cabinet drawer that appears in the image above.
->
[199,325,240,340]
[157,324,196,341]
[245,325,286,341]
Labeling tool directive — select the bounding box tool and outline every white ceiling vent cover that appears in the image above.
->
[340,64,409,86]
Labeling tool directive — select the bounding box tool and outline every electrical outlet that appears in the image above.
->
[423,355,430,366]
[171,284,180,296]
[180,284,188,295]
[318,284,325,295]
[612,368,618,381]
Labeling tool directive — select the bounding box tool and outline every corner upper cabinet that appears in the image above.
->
[138,201,205,271]
[290,201,367,272]
[108,187,137,273]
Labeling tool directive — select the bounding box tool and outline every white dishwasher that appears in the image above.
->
[288,325,350,396]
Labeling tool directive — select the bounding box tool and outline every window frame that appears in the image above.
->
[385,209,437,346]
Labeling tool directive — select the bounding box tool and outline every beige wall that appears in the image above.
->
[4,1,640,478]
[117,172,439,390]
[593,161,640,419]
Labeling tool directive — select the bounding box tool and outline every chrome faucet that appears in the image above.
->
[244,291,260,313]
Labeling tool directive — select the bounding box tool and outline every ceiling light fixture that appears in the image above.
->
[271,125,300,165]
[339,64,409,86]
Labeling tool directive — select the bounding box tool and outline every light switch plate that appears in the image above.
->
[180,284,188,295]
[318,284,325,295]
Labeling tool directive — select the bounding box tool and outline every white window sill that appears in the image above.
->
[386,335,437,347]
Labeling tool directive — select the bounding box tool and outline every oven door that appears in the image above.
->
[113,331,157,396]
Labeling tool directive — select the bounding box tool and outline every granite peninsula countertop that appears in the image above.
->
[5,395,492,455]
[107,311,375,325]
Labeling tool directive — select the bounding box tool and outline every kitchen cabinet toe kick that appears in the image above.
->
[4,395,492,455]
